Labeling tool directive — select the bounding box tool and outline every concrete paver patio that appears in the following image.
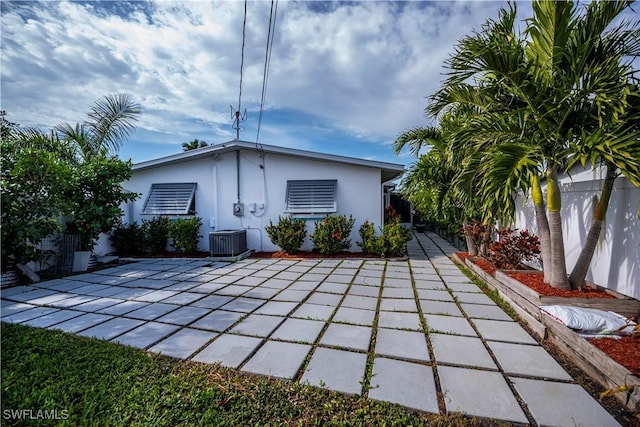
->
[1,232,621,426]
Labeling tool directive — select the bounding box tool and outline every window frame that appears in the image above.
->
[285,179,337,215]
[141,182,197,216]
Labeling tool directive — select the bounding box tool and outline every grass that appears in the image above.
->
[1,323,488,426]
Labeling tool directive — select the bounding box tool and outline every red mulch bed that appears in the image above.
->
[507,271,615,299]
[457,252,613,298]
[587,336,640,377]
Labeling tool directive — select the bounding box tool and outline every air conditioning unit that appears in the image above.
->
[209,230,247,256]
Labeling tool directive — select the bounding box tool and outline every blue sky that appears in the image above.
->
[2,0,534,167]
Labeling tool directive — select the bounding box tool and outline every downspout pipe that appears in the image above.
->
[236,150,240,204]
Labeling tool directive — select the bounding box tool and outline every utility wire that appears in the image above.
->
[232,0,248,140]
[256,0,278,146]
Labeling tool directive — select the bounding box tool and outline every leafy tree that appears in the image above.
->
[182,139,208,151]
[424,0,639,289]
[1,128,74,270]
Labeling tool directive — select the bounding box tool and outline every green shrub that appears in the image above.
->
[168,217,202,253]
[310,215,355,255]
[110,222,145,256]
[142,216,170,254]
[265,216,307,253]
[357,221,377,254]
[357,217,412,257]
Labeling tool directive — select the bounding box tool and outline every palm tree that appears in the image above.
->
[427,0,638,289]
[55,93,141,161]
[182,139,209,151]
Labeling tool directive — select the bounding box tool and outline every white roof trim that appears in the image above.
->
[132,140,404,182]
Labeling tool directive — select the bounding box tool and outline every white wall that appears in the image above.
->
[102,148,384,254]
[515,167,639,300]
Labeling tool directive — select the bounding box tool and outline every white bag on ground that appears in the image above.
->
[541,305,636,335]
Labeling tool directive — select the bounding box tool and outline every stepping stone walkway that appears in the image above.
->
[1,232,621,426]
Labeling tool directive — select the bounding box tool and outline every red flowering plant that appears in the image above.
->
[310,214,355,255]
[265,216,307,254]
[487,228,541,270]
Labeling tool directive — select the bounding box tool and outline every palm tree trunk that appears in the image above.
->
[463,217,478,256]
[531,174,552,283]
[479,222,492,257]
[547,166,570,289]
[568,164,616,288]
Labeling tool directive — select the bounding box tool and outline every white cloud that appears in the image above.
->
[0,0,529,163]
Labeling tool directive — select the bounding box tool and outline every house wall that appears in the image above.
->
[98,148,384,254]
[515,167,639,300]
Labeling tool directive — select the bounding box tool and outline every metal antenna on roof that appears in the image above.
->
[230,106,247,140]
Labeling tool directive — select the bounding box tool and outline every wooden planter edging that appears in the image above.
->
[495,270,640,318]
[461,258,546,338]
[542,315,640,413]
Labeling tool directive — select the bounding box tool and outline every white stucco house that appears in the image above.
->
[515,165,639,300]
[102,140,405,255]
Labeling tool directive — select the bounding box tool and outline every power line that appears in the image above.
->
[256,0,278,146]
[232,0,248,140]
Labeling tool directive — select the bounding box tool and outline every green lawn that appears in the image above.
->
[1,323,487,426]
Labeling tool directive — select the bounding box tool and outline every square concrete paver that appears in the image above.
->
[229,314,284,337]
[302,347,367,395]
[273,289,310,302]
[473,319,537,344]
[416,289,453,301]
[193,334,263,368]
[320,323,372,351]
[438,365,528,424]
[488,341,572,380]
[50,313,113,333]
[420,300,462,317]
[191,310,244,332]
[161,292,204,305]
[189,295,233,309]
[73,297,123,312]
[113,322,181,349]
[221,297,265,313]
[375,328,429,362]
[430,334,497,369]
[155,306,211,326]
[242,340,311,379]
[254,301,298,316]
[307,292,343,306]
[97,300,149,316]
[271,318,325,344]
[379,298,417,312]
[125,303,178,320]
[0,302,36,317]
[332,307,375,326]
[22,309,83,328]
[461,303,512,321]
[348,285,379,298]
[424,314,476,336]
[340,295,377,311]
[452,292,495,305]
[512,378,621,427]
[149,328,217,359]
[369,357,439,413]
[79,317,145,340]
[2,306,58,323]
[378,311,422,331]
[291,303,335,321]
[242,287,280,300]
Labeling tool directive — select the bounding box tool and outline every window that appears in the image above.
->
[285,179,337,214]
[142,183,197,215]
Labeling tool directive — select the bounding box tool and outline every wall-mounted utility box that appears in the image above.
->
[209,230,247,256]
[233,202,244,217]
